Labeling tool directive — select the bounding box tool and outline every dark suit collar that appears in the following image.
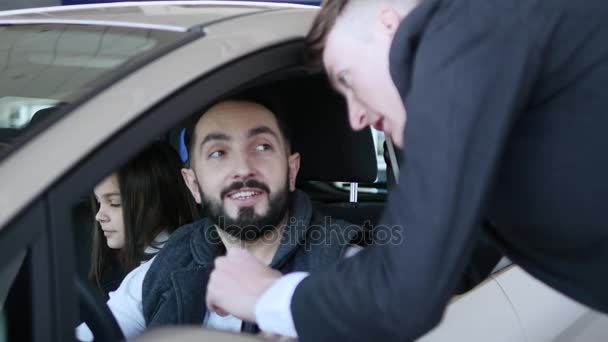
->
[389,0,442,99]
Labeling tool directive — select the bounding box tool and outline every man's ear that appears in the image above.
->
[378,7,402,39]
[287,152,301,192]
[181,168,202,204]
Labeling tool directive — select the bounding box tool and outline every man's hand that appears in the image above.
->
[206,248,282,322]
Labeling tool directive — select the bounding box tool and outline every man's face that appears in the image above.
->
[182,101,300,241]
[322,7,407,148]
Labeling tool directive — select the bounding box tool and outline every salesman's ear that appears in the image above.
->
[378,7,402,39]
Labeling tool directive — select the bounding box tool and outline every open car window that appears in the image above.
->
[0,24,183,158]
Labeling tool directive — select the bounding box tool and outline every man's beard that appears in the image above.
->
[199,178,291,242]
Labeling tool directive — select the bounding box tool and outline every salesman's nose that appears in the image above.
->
[347,97,368,131]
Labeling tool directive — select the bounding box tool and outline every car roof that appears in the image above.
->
[0,1,317,32]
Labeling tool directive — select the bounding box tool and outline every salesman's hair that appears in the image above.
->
[306,0,419,66]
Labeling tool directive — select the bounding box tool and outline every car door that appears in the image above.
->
[494,266,608,342]
[0,200,58,342]
[0,8,317,341]
[0,22,196,341]
[418,266,526,342]
[46,40,314,341]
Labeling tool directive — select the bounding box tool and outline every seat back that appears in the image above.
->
[313,201,384,228]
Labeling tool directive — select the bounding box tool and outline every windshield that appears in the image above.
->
[0,24,183,157]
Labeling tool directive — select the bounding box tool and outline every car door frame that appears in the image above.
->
[0,199,61,342]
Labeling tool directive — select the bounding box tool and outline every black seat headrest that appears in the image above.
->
[245,74,378,183]
[291,101,378,183]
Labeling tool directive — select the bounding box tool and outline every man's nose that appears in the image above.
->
[347,98,368,131]
[231,151,256,180]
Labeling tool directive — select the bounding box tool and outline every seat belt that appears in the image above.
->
[385,137,400,184]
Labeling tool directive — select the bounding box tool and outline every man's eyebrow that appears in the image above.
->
[248,126,280,141]
[200,132,231,149]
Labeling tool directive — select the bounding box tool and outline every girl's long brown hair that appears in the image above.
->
[89,142,200,293]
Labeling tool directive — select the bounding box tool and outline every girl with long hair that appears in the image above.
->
[89,141,199,294]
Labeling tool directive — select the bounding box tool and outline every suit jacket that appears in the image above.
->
[291,0,608,341]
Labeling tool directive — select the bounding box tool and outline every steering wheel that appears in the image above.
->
[76,275,125,342]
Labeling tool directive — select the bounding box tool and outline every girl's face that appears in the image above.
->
[94,174,126,249]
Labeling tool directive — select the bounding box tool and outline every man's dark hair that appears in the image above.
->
[183,94,293,165]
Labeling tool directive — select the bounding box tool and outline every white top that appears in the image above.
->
[76,232,169,341]
[75,231,244,341]
[142,231,170,255]
[76,255,155,341]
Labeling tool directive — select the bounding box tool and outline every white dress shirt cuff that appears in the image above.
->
[255,272,309,338]
[76,323,93,341]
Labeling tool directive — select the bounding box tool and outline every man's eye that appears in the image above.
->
[110,202,121,208]
[256,144,272,152]
[209,150,225,158]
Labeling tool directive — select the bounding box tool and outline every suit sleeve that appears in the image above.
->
[291,2,543,341]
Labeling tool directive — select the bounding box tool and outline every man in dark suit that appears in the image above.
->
[206,0,608,340]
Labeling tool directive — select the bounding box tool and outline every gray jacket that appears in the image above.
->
[142,190,359,333]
